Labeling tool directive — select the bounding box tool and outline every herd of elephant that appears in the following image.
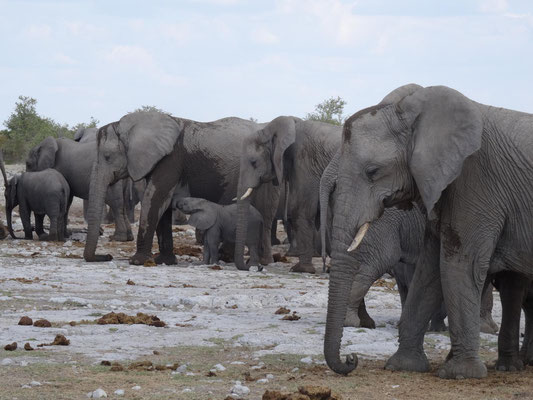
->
[1,83,533,381]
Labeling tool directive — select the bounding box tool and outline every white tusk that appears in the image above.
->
[347,222,370,252]
[232,197,237,202]
[239,187,253,200]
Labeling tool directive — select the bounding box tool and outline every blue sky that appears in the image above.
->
[1,0,532,127]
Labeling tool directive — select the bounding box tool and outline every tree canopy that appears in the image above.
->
[305,96,347,126]
[0,96,98,162]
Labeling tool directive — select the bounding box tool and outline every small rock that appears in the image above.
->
[231,361,245,365]
[266,374,274,380]
[22,384,32,389]
[30,381,41,387]
[87,388,107,398]
[291,367,299,372]
[4,342,17,351]
[391,385,400,388]
[176,364,188,373]
[182,388,192,393]
[231,381,250,396]
[257,378,269,383]
[214,363,226,371]
[18,316,33,325]
[131,385,141,390]
[33,319,51,328]
[114,389,125,396]
[126,279,135,285]
[300,356,313,364]
[100,360,111,366]
[20,361,29,366]
[1,358,14,366]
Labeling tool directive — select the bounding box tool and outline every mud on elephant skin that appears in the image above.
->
[83,112,279,266]
[325,83,533,379]
[4,169,70,241]
[177,197,263,268]
[235,115,342,273]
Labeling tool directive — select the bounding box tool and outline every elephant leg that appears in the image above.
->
[480,282,499,334]
[107,181,133,242]
[19,203,33,239]
[289,213,316,274]
[437,254,488,379]
[154,206,177,265]
[64,195,73,238]
[130,155,182,265]
[494,272,529,371]
[385,232,441,373]
[358,298,376,329]
[34,214,45,237]
[247,242,261,267]
[428,302,447,332]
[83,199,89,223]
[202,230,220,265]
[344,280,373,328]
[47,215,60,241]
[520,286,533,365]
[270,219,281,245]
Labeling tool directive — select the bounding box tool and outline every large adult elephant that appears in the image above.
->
[26,136,132,241]
[324,84,533,379]
[235,116,341,272]
[83,112,279,265]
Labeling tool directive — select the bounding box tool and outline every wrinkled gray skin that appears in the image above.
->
[235,116,341,273]
[26,136,132,241]
[5,169,70,241]
[325,83,533,379]
[84,112,277,266]
[490,272,533,371]
[0,150,9,239]
[178,197,263,266]
[320,152,498,333]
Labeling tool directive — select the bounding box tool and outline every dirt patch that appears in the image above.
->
[275,307,291,315]
[33,319,51,328]
[96,312,166,327]
[282,312,301,321]
[174,244,202,257]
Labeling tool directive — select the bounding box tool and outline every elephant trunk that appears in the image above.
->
[324,258,358,374]
[319,152,340,271]
[6,205,19,239]
[84,163,112,262]
[234,188,251,271]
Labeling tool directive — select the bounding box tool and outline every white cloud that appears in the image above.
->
[251,27,279,44]
[25,24,51,39]
[478,0,508,13]
[54,53,77,65]
[65,21,105,39]
[106,45,155,70]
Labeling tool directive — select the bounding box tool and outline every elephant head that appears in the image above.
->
[84,111,184,262]
[74,127,98,143]
[234,116,299,270]
[323,83,484,375]
[0,150,9,239]
[177,197,217,230]
[4,174,20,239]
[26,136,59,171]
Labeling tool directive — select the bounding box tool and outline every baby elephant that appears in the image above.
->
[177,197,263,267]
[5,169,70,241]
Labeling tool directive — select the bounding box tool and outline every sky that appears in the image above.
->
[1,0,532,127]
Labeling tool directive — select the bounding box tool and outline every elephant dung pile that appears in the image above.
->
[96,312,166,327]
[262,385,342,400]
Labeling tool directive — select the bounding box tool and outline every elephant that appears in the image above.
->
[74,127,98,143]
[324,83,533,379]
[0,150,9,240]
[490,272,533,371]
[177,197,263,266]
[83,112,279,266]
[26,136,133,241]
[235,116,341,273]
[4,169,70,241]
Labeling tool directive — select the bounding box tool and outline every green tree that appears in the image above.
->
[305,96,347,126]
[0,96,99,162]
[130,105,171,115]
[71,116,100,135]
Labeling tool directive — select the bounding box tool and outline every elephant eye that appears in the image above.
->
[365,166,379,182]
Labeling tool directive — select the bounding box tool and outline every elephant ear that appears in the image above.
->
[36,137,58,170]
[118,112,183,181]
[187,207,218,230]
[398,86,483,217]
[378,83,423,105]
[258,116,297,185]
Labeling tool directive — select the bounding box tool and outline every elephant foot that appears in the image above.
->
[437,356,487,379]
[520,347,533,366]
[154,253,178,265]
[110,231,134,242]
[495,355,524,372]
[480,315,499,334]
[84,253,113,262]
[290,262,315,274]
[359,314,376,329]
[344,309,360,328]
[129,253,152,265]
[385,348,429,373]
[428,319,447,332]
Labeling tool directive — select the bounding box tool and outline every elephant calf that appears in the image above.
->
[4,169,70,241]
[177,197,263,266]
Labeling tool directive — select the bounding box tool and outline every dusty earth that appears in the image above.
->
[1,164,533,400]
